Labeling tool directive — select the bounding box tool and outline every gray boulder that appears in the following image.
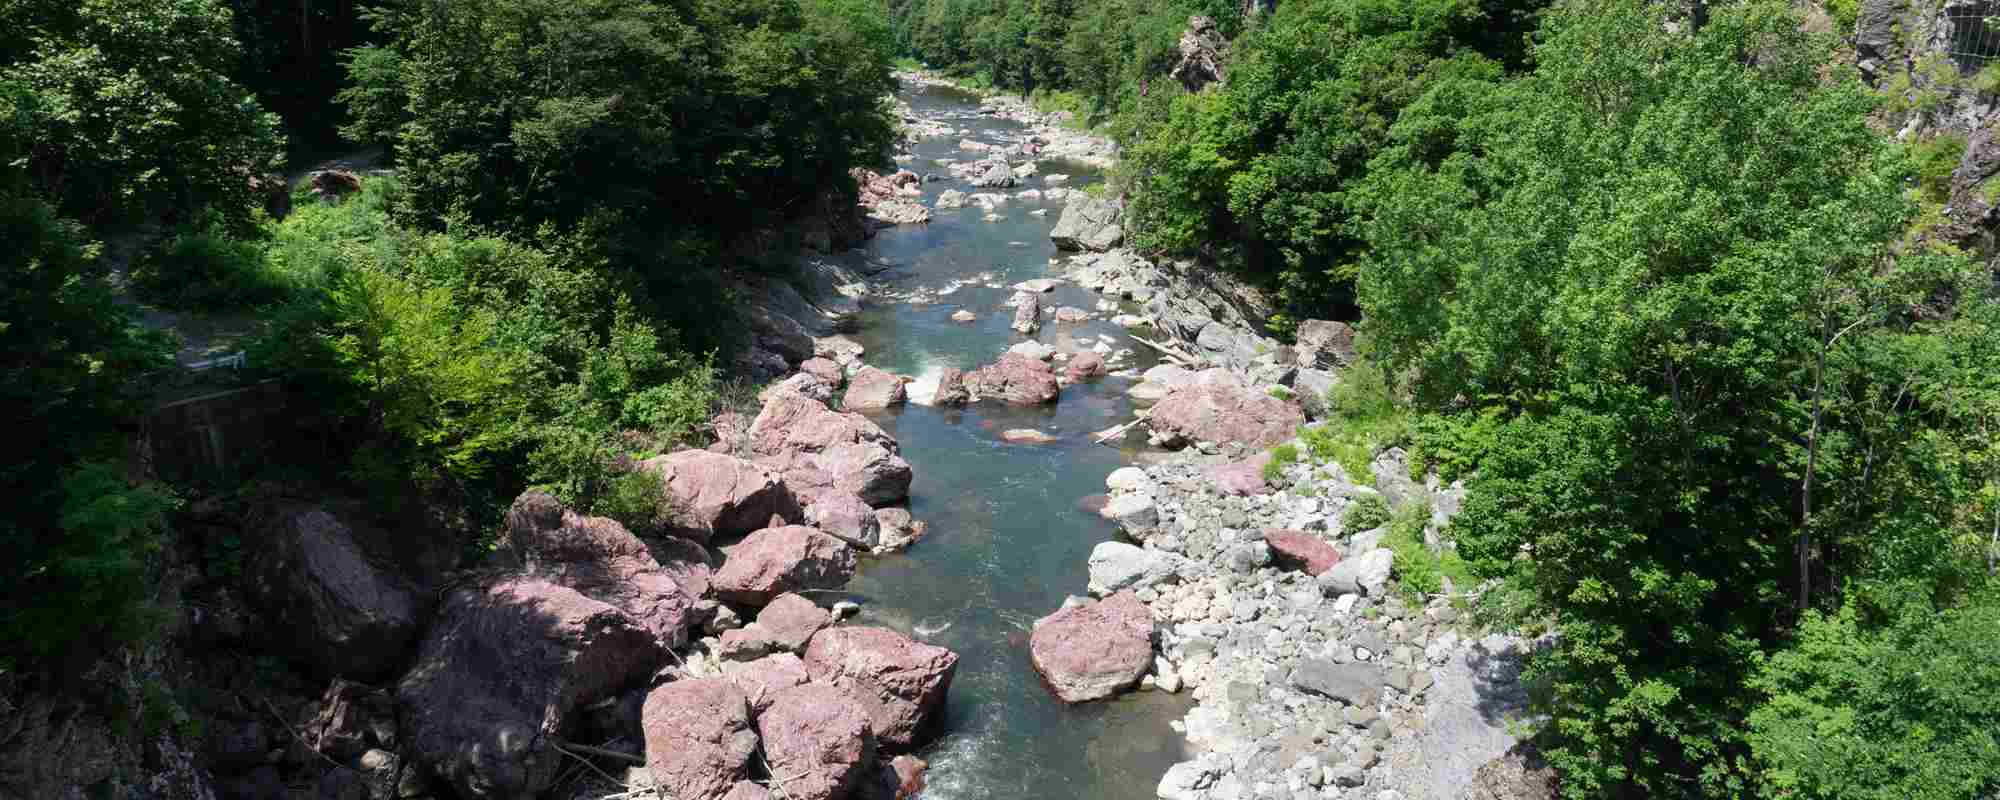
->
[1290,659,1387,707]
[1086,541,1173,596]
[1050,197,1124,252]
[242,505,451,680]
[1318,548,1394,597]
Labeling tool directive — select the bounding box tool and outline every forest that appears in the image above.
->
[3,0,1998,797]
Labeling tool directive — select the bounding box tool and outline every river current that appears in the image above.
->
[813,82,1193,799]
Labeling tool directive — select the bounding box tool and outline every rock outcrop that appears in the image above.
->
[713,525,859,606]
[965,354,1060,405]
[1029,591,1155,703]
[802,627,959,752]
[1050,196,1123,252]
[932,368,970,406]
[399,578,663,799]
[640,451,805,543]
[1171,15,1227,93]
[1294,319,1358,371]
[641,679,758,800]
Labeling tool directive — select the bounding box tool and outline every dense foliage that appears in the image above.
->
[340,0,898,348]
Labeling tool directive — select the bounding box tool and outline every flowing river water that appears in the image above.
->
[813,82,1194,799]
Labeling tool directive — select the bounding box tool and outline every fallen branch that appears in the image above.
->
[1129,334,1200,367]
[262,697,344,771]
[558,740,645,764]
[1093,418,1143,445]
[551,740,629,789]
[816,529,876,551]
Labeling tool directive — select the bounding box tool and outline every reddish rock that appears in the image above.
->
[844,366,909,410]
[641,679,757,800]
[721,652,811,715]
[718,593,831,659]
[646,534,716,601]
[505,492,701,648]
[1011,291,1041,334]
[399,578,664,799]
[757,683,876,800]
[809,492,884,547]
[1029,591,1154,703]
[1263,529,1342,576]
[1147,369,1304,450]
[1000,428,1057,444]
[747,394,900,457]
[713,526,859,606]
[858,755,929,800]
[307,680,395,761]
[811,444,914,507]
[1204,452,1274,497]
[802,627,959,752]
[708,411,752,454]
[1063,351,1107,383]
[965,354,1060,405]
[932,367,970,406]
[800,358,847,387]
[641,451,805,543]
[723,781,778,800]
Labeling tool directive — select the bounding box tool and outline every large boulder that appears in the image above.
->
[1050,196,1123,252]
[720,652,812,715]
[505,492,702,648]
[802,627,959,752]
[1263,529,1342,576]
[641,679,758,800]
[969,161,1017,189]
[1317,548,1394,597]
[713,526,859,607]
[1086,541,1174,596]
[640,451,805,543]
[844,366,909,410]
[1063,351,1107,383]
[807,492,882,548]
[399,578,663,799]
[746,393,899,457]
[932,368,970,406]
[760,373,836,405]
[1029,591,1154,703]
[1203,452,1274,497]
[874,508,929,551]
[1289,660,1386,707]
[242,505,449,680]
[965,354,1060,405]
[1294,319,1358,371]
[747,304,815,366]
[1147,369,1304,450]
[811,444,914,507]
[800,357,847,387]
[717,593,831,659]
[757,683,877,800]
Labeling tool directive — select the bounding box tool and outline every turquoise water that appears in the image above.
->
[822,84,1191,799]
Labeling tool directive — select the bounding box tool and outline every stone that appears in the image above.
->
[932,367,971,406]
[1013,278,1063,292]
[1008,340,1056,361]
[803,626,960,752]
[1063,351,1107,383]
[1053,306,1092,324]
[1105,467,1149,493]
[1087,541,1172,596]
[799,357,846,387]
[1098,492,1158,534]
[1147,369,1305,450]
[399,578,663,800]
[720,653,812,717]
[307,679,395,761]
[1289,659,1386,707]
[706,604,744,634]
[1029,591,1155,703]
[1204,453,1274,497]
[844,366,909,410]
[748,304,815,365]
[867,199,930,227]
[640,451,804,543]
[1263,529,1342,576]
[1158,761,1217,800]
[809,492,882,548]
[746,393,897,457]
[723,781,778,800]
[641,679,757,800]
[965,353,1061,405]
[1050,196,1124,252]
[1001,428,1058,444]
[1294,320,1358,371]
[760,373,835,406]
[874,507,928,551]
[950,309,977,322]
[757,683,877,800]
[1318,548,1394,597]
[934,190,967,209]
[1468,747,1560,800]
[971,161,1017,189]
[504,492,702,648]
[1329,765,1367,788]
[1011,290,1042,334]
[713,525,859,606]
[242,505,451,680]
[1293,368,1338,418]
[718,592,831,659]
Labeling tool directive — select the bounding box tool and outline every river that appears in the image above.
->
[813,82,1193,799]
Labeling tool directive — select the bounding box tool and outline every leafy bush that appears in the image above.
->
[130,227,286,311]
[1907,133,1967,205]
[1300,360,1408,484]
[1343,493,1390,533]
[1747,593,2000,800]
[1263,442,1301,483]
[1410,407,1505,483]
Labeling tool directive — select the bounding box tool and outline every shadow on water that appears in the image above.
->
[819,84,1190,800]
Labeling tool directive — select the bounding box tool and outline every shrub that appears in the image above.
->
[1263,442,1300,483]
[130,227,285,311]
[1908,133,1967,205]
[1300,360,1409,484]
[1344,493,1390,532]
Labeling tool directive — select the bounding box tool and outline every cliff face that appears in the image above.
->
[1850,0,2000,249]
